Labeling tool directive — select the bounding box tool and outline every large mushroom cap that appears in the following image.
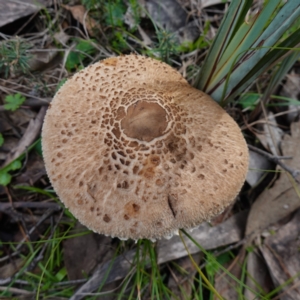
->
[42,55,249,240]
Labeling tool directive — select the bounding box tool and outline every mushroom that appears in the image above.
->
[42,55,249,240]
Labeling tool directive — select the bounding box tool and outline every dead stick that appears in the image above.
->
[0,202,61,212]
[248,144,300,183]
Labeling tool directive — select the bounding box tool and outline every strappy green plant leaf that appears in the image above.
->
[195,0,300,104]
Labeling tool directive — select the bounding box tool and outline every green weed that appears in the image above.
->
[0,139,40,186]
[4,93,26,111]
[0,133,4,147]
[0,38,31,77]
[238,93,260,110]
[55,79,67,92]
[66,39,97,71]
[178,21,211,53]
[0,160,22,186]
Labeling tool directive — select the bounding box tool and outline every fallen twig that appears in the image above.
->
[0,201,61,212]
[3,106,47,168]
[248,144,300,183]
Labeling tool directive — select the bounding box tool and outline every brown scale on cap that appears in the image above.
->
[42,55,249,240]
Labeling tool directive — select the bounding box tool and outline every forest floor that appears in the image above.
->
[0,0,300,299]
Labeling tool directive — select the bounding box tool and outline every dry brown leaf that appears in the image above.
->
[246,150,273,187]
[143,0,200,43]
[62,5,100,37]
[174,20,201,44]
[0,137,18,161]
[0,114,12,133]
[27,32,70,71]
[14,152,46,185]
[0,258,24,279]
[144,0,187,32]
[281,72,300,123]
[7,108,37,129]
[63,223,115,280]
[0,0,52,27]
[255,112,284,156]
[245,122,300,239]
[27,49,59,71]
[260,210,300,300]
[244,250,273,299]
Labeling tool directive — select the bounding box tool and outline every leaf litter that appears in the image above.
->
[245,121,300,240]
[0,1,300,299]
[69,211,247,299]
[260,210,300,300]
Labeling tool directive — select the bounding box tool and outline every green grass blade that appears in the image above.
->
[181,230,267,299]
[261,50,300,103]
[210,3,300,101]
[194,0,253,91]
[210,0,282,86]
[225,29,300,102]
